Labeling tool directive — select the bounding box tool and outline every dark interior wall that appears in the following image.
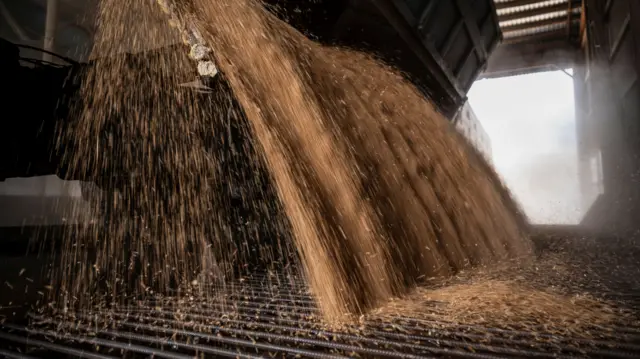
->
[2,0,497,117]
[0,0,92,227]
[0,0,97,61]
[579,0,640,233]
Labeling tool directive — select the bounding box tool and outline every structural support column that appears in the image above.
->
[629,0,640,76]
[579,0,640,232]
[43,0,59,62]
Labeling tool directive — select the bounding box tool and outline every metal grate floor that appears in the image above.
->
[1,231,640,358]
[0,274,639,359]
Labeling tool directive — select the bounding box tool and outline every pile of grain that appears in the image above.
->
[54,0,531,322]
[369,237,639,337]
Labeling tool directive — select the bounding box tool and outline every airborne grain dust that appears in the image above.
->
[54,0,532,322]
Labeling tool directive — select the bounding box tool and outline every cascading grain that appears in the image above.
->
[54,0,531,322]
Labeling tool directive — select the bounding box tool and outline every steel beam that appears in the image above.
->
[416,0,439,31]
[482,37,579,78]
[502,16,572,32]
[498,2,578,22]
[455,0,488,63]
[503,28,569,44]
[43,0,59,62]
[0,1,30,42]
[630,0,640,78]
[495,0,562,11]
[440,19,465,57]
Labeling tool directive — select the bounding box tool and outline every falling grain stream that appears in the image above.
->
[53,0,535,323]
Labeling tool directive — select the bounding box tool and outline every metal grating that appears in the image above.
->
[0,230,640,358]
[0,275,639,358]
[0,281,640,359]
[493,0,583,44]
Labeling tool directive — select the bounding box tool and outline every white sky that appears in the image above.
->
[467,70,582,224]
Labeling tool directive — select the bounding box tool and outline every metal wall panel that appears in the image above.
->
[453,101,493,164]
[579,0,640,232]
[367,0,500,114]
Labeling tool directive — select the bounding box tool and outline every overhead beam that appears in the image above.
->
[495,0,561,11]
[502,16,570,32]
[498,2,578,22]
[43,0,59,62]
[481,64,571,79]
[482,37,580,79]
[503,27,571,44]
[455,0,488,63]
[503,18,580,42]
[0,1,30,42]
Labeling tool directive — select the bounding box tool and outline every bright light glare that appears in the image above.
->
[468,70,580,225]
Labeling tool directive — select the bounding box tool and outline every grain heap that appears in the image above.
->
[55,0,532,322]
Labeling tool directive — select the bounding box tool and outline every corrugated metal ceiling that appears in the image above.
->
[493,0,583,44]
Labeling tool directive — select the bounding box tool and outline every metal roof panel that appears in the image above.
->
[493,0,582,44]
